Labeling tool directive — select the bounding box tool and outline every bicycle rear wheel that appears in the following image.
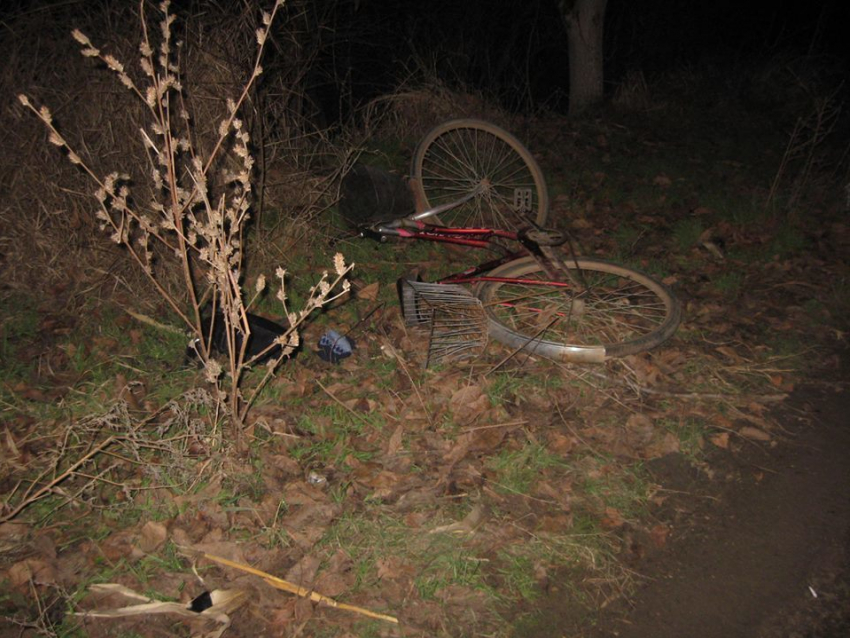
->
[411,119,549,231]
[475,256,681,363]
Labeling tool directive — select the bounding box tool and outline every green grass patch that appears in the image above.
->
[611,223,645,256]
[672,217,705,252]
[713,270,744,298]
[415,534,493,600]
[318,510,411,591]
[0,293,41,381]
[488,444,567,495]
[290,403,385,468]
[767,224,809,258]
[659,417,707,461]
[495,551,538,601]
[485,371,563,406]
[580,460,652,521]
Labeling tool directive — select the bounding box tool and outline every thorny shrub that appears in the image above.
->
[17,0,352,446]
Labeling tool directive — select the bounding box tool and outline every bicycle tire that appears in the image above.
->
[410,119,549,231]
[475,256,681,363]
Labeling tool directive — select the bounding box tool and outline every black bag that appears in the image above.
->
[339,164,414,226]
[188,311,290,364]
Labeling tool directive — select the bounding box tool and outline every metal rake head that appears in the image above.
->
[398,280,488,367]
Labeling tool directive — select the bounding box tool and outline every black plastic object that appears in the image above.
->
[189,591,213,613]
[317,330,354,364]
[187,310,289,364]
[339,164,414,226]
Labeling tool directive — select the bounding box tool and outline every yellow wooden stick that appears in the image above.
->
[201,552,399,625]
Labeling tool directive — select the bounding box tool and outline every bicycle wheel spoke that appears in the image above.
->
[412,119,549,230]
[479,259,679,355]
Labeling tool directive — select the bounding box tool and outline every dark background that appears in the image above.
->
[291,0,848,119]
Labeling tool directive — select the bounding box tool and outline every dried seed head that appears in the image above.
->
[103,54,124,74]
[204,359,222,384]
[145,86,157,108]
[71,29,92,46]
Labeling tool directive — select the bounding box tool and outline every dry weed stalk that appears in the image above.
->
[767,83,842,210]
[17,0,352,446]
[0,395,217,523]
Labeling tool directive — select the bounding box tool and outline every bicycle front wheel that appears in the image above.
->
[411,119,549,231]
[475,256,681,363]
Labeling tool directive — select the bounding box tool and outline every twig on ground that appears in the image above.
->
[194,551,399,625]
[124,308,184,335]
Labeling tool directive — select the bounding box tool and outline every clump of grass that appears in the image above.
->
[580,461,652,521]
[289,403,385,468]
[0,293,41,384]
[611,223,644,255]
[768,225,809,258]
[713,271,744,299]
[659,417,707,461]
[672,217,704,252]
[0,390,215,523]
[487,443,566,495]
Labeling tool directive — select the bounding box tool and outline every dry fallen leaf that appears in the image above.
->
[739,426,771,442]
[74,583,245,638]
[7,558,57,590]
[450,385,490,426]
[386,424,404,456]
[600,507,625,530]
[652,173,672,188]
[710,432,730,449]
[138,521,168,554]
[650,523,670,548]
[356,281,380,301]
[429,503,486,536]
[285,554,321,588]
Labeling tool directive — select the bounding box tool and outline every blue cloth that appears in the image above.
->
[318,330,354,363]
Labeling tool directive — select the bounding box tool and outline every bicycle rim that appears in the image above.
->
[411,119,549,231]
[475,256,681,363]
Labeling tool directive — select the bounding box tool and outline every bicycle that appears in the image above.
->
[342,118,681,366]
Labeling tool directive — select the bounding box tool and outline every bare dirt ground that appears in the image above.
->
[530,358,850,637]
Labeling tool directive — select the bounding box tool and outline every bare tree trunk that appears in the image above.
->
[561,0,608,115]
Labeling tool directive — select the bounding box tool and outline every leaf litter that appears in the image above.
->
[3,121,848,638]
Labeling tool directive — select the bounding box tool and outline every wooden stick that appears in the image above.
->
[199,552,399,625]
